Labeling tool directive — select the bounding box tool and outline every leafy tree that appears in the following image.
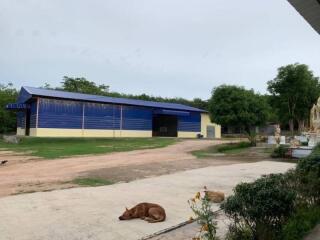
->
[192,98,209,111]
[208,85,269,145]
[267,63,320,133]
[60,76,110,95]
[0,83,18,133]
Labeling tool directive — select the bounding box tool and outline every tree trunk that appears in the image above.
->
[246,126,257,146]
[298,119,305,133]
[289,119,294,135]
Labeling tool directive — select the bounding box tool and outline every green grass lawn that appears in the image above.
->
[72,177,114,187]
[192,141,251,158]
[0,137,176,159]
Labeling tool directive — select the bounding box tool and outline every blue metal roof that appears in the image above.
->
[20,86,206,113]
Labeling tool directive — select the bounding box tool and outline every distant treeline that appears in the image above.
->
[45,76,210,111]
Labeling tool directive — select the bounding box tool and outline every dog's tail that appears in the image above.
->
[146,216,165,223]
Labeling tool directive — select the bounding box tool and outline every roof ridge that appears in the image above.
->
[21,86,206,112]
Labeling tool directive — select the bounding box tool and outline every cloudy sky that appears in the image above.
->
[0,0,319,99]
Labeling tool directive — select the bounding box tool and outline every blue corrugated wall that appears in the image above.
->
[84,103,120,129]
[36,98,200,132]
[38,98,82,129]
[178,112,201,132]
[17,112,25,128]
[30,101,37,128]
[122,105,152,130]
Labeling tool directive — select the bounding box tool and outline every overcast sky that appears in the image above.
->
[0,0,319,99]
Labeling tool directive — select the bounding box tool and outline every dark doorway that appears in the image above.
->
[25,110,30,136]
[152,114,178,137]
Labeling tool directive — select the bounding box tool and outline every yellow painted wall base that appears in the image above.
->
[33,128,152,138]
[201,113,221,138]
[29,128,37,136]
[117,130,152,138]
[16,128,26,136]
[82,130,115,137]
[35,128,82,137]
[177,131,198,138]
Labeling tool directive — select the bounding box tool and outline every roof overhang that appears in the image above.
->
[288,0,320,34]
[153,109,190,116]
[6,103,30,110]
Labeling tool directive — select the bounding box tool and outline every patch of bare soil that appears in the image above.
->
[83,145,278,184]
[84,156,245,183]
[0,150,40,164]
[0,140,281,197]
[0,140,226,197]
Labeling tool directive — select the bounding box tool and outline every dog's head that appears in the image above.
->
[119,208,133,220]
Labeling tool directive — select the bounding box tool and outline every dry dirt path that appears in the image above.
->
[0,140,225,197]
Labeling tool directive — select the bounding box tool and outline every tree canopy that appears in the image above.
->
[53,76,209,111]
[267,63,320,132]
[209,85,269,144]
[59,76,110,95]
[0,83,18,133]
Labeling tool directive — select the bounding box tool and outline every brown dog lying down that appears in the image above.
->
[205,191,225,203]
[119,202,166,223]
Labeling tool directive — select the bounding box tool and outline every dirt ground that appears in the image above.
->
[0,140,217,196]
[0,139,275,197]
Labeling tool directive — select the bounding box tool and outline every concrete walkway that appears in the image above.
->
[0,161,295,240]
[305,225,320,240]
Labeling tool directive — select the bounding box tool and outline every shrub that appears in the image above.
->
[271,145,288,158]
[222,174,296,240]
[189,188,218,240]
[225,223,253,240]
[216,142,251,153]
[281,205,320,240]
[293,154,320,205]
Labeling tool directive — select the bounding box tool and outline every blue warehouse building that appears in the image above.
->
[7,87,221,138]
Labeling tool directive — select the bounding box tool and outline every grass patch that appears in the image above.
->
[72,177,114,187]
[192,142,251,158]
[0,137,176,159]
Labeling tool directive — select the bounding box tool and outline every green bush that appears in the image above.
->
[215,142,251,153]
[280,146,320,239]
[222,174,296,240]
[225,223,253,240]
[223,144,320,240]
[271,145,288,158]
[309,143,320,156]
[281,205,320,240]
[293,154,320,205]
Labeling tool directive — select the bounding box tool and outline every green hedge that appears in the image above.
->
[281,205,320,240]
[222,174,296,239]
[215,142,251,153]
[271,145,289,158]
[223,143,320,240]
